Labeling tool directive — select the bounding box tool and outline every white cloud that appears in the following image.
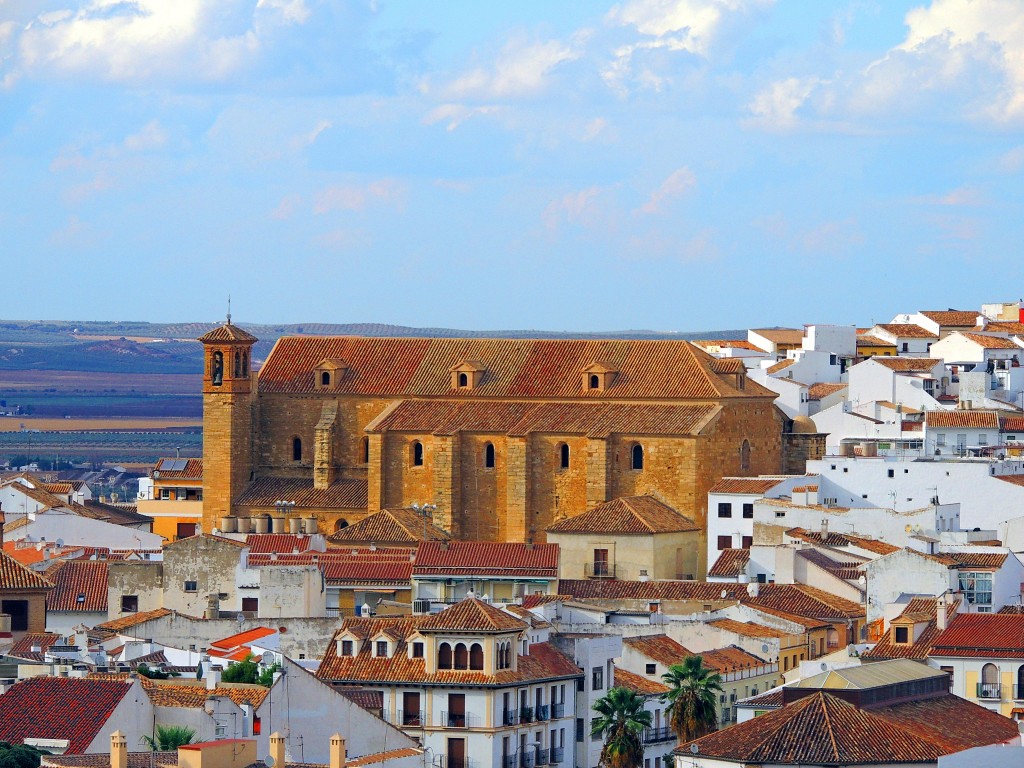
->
[10,0,310,83]
[422,103,502,131]
[123,120,168,153]
[746,77,819,130]
[313,179,405,214]
[543,186,613,232]
[639,166,696,214]
[581,117,609,141]
[289,119,332,150]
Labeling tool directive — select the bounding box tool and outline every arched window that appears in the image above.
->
[589,374,600,389]
[470,643,484,670]
[321,371,331,386]
[496,642,506,670]
[438,642,452,669]
[234,352,241,378]
[292,437,302,462]
[631,443,644,470]
[362,437,370,464]
[484,443,495,469]
[1017,664,1024,697]
[242,351,249,376]
[212,351,224,386]
[559,443,570,470]
[454,643,468,670]
[412,441,424,466]
[458,372,469,387]
[334,519,349,532]
[981,663,999,698]
[740,439,751,471]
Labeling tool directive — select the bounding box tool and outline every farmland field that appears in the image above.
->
[0,417,201,431]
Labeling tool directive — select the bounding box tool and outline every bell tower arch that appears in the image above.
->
[199,315,257,532]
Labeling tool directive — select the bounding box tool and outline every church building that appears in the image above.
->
[199,322,787,571]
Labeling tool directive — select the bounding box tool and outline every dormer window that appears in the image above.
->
[581,363,617,392]
[894,626,909,644]
[411,641,424,659]
[450,360,486,390]
[315,358,348,391]
[321,371,331,386]
[341,639,354,656]
[375,640,389,657]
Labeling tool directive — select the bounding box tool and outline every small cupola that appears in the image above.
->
[450,360,486,390]
[581,362,617,392]
[315,358,348,390]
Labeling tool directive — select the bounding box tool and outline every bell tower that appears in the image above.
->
[198,313,257,533]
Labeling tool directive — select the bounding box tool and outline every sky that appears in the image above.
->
[2,0,1023,332]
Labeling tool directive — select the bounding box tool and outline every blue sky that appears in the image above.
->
[1,0,1023,332]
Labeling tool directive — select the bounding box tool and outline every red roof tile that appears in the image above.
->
[94,607,172,633]
[0,548,53,590]
[708,477,784,495]
[870,357,942,372]
[154,458,203,479]
[925,410,1000,429]
[0,677,135,753]
[747,584,864,620]
[697,645,768,673]
[622,634,692,666]
[807,382,847,401]
[327,508,451,545]
[234,477,367,509]
[547,495,698,535]
[613,667,669,695]
[873,324,939,339]
[707,619,788,639]
[958,332,1021,349]
[419,597,528,633]
[930,613,1024,658]
[863,598,959,661]
[244,533,317,554]
[920,310,979,327]
[557,579,746,602]
[707,548,749,578]
[44,560,107,612]
[414,541,558,578]
[8,632,61,661]
[197,323,257,343]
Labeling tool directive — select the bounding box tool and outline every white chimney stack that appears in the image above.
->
[330,735,346,768]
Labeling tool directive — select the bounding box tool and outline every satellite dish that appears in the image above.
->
[720,589,727,599]
[689,744,699,755]
[265,757,276,768]
[55,538,64,548]
[821,662,827,670]
[761,644,769,653]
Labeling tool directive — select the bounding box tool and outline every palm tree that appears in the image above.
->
[590,687,652,768]
[143,726,196,751]
[661,656,723,743]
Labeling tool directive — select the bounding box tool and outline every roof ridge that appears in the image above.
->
[820,692,841,761]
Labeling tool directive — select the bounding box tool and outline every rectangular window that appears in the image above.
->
[979,433,988,445]
[160,489,170,500]
[576,719,584,742]
[412,642,424,658]
[894,626,909,644]
[592,667,603,691]
[742,503,753,518]
[716,535,731,551]
[341,640,353,656]
[774,510,785,518]
[183,580,197,592]
[887,469,895,478]
[741,535,753,549]
[717,502,732,518]
[241,597,258,613]
[592,549,610,577]
[376,641,388,657]
[645,663,656,675]
[936,433,946,446]
[940,666,954,691]
[121,595,138,612]
[958,571,993,608]
[591,717,602,741]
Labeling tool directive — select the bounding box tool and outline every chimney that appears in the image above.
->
[936,597,948,631]
[330,735,346,768]
[269,733,286,768]
[206,665,222,690]
[111,731,127,768]
[206,594,220,620]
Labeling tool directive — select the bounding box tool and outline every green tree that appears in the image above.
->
[661,656,723,744]
[220,653,280,687]
[137,663,180,680]
[0,742,48,768]
[143,726,196,751]
[590,687,652,768]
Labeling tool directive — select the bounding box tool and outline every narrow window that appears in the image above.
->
[589,374,600,389]
[716,535,731,550]
[454,643,468,670]
[470,643,484,670]
[718,502,732,518]
[458,372,469,387]
[742,503,754,519]
[321,371,331,386]
[740,440,751,471]
[362,437,370,464]
[631,443,644,470]
[292,437,302,462]
[559,443,570,469]
[234,351,241,378]
[412,441,424,466]
[375,641,388,657]
[485,442,496,469]
[438,642,452,669]
[242,351,249,375]
[341,640,353,656]
[412,642,424,658]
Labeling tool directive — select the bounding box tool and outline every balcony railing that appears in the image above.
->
[503,756,516,768]
[397,709,421,727]
[550,748,564,765]
[585,562,617,579]
[642,726,674,744]
[503,709,520,726]
[535,750,549,766]
[519,752,534,768]
[441,711,475,728]
[1015,684,1024,701]
[520,706,534,723]
[535,704,549,721]
[439,757,474,768]
[551,703,565,719]
[977,682,1002,700]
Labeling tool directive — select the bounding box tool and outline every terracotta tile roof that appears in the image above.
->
[676,690,1018,763]
[856,335,895,348]
[941,551,1008,569]
[197,323,257,343]
[419,597,528,633]
[707,548,749,578]
[930,613,1024,658]
[557,579,747,602]
[347,748,423,767]
[920,310,980,327]
[862,597,957,661]
[258,337,767,399]
[94,607,172,633]
[736,687,784,709]
[40,482,75,495]
[547,495,698,535]
[413,541,558,578]
[144,677,271,708]
[751,329,803,344]
[244,534,317,554]
[0,677,135,753]
[613,666,669,695]
[925,409,1001,429]
[698,645,768,674]
[980,321,1024,333]
[42,753,177,768]
[785,527,899,554]
[707,619,788,639]
[795,549,868,581]
[708,477,784,495]
[743,603,832,631]
[321,554,414,584]
[8,632,61,661]
[807,382,847,401]
[44,560,108,612]
[996,474,1024,488]
[368,400,722,439]
[998,604,1024,614]
[502,604,552,628]
[958,332,1021,348]
[767,358,796,374]
[622,634,691,665]
[210,626,277,652]
[874,323,938,339]
[842,534,901,555]
[1000,416,1024,432]
[234,477,367,509]
[746,584,864,620]
[336,687,384,711]
[0,547,53,590]
[154,458,203,479]
[318,616,580,685]
[327,508,451,545]
[870,357,941,372]
[691,339,761,351]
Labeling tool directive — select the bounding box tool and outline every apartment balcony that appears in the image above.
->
[550,748,564,765]
[535,750,549,766]
[551,703,565,719]
[520,706,534,724]
[398,709,422,727]
[584,562,618,579]
[503,756,517,768]
[976,682,1002,700]
[642,727,674,744]
[535,704,549,721]
[519,752,534,768]
[503,709,520,726]
[441,711,477,728]
[438,757,475,768]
